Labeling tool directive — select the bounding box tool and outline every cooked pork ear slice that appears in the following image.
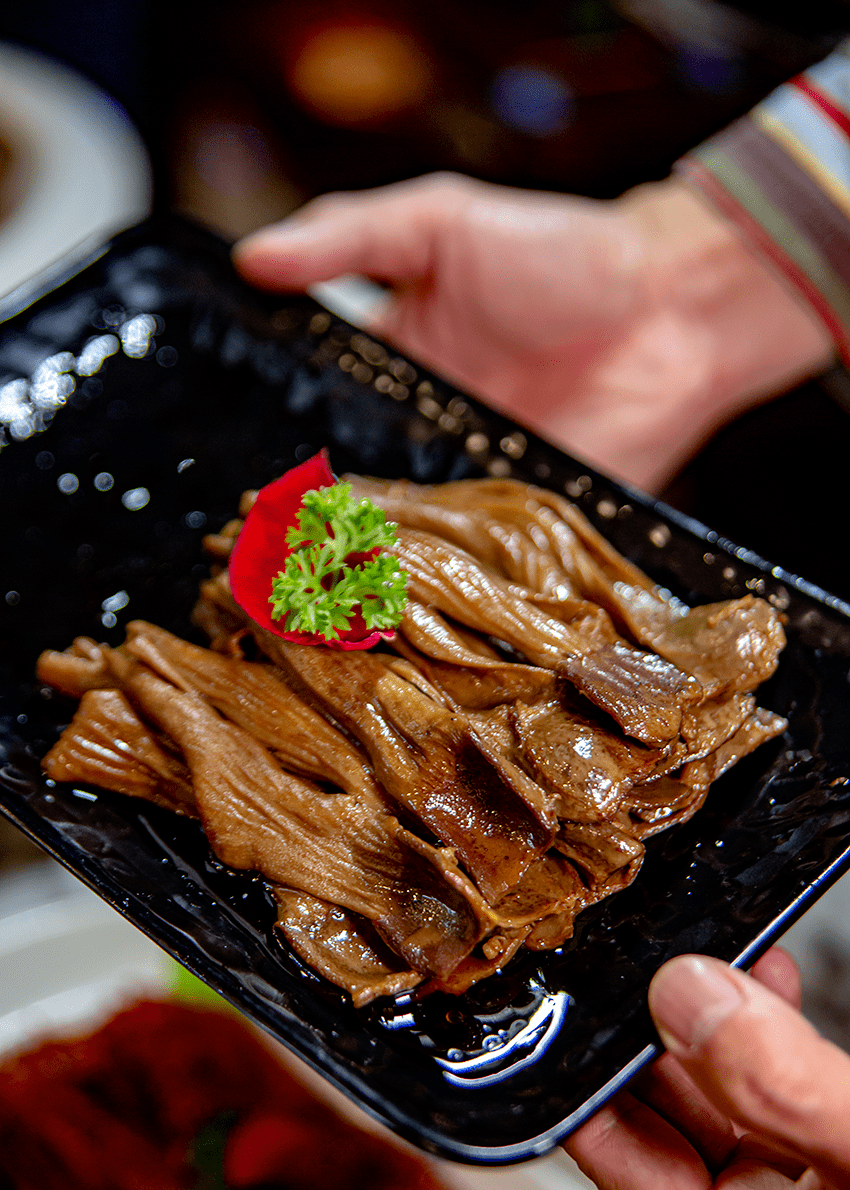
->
[272,889,424,1007]
[623,775,707,837]
[118,663,493,981]
[525,821,646,950]
[400,600,513,665]
[465,700,627,826]
[260,635,554,901]
[537,524,786,700]
[558,642,703,748]
[523,909,580,951]
[36,638,116,699]
[201,517,243,561]
[554,821,645,892]
[489,852,584,928]
[629,596,786,699]
[123,621,384,807]
[372,654,450,704]
[530,497,787,692]
[626,705,788,837]
[681,706,788,792]
[679,693,756,762]
[425,927,531,996]
[191,572,246,644]
[508,696,664,822]
[393,612,556,710]
[543,532,785,701]
[41,688,196,816]
[391,528,590,668]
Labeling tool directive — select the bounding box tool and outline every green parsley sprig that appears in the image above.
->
[269,483,408,641]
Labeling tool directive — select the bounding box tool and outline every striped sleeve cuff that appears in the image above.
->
[676,41,850,365]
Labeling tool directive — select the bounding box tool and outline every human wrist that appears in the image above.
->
[618,176,748,300]
[617,176,834,419]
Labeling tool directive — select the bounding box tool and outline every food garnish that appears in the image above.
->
[228,450,407,650]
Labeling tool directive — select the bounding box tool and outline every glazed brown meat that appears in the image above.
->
[123,620,385,806]
[38,475,789,1003]
[273,889,426,1006]
[42,687,195,816]
[355,475,786,698]
[117,661,494,981]
[263,635,554,901]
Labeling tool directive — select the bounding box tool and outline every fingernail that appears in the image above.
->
[648,955,745,1055]
[236,218,315,252]
[257,222,311,242]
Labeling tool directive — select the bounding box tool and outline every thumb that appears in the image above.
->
[649,954,850,1184]
[232,174,472,292]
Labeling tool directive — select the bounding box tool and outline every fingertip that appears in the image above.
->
[231,248,284,291]
[232,221,317,290]
[650,954,850,1173]
[232,218,345,292]
[233,218,287,256]
[648,955,744,1056]
[750,946,802,1008]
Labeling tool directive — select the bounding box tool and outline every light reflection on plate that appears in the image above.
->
[437,991,570,1087]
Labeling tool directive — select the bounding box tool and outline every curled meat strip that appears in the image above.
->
[261,635,554,900]
[123,620,385,807]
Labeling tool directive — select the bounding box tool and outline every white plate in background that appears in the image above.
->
[0,41,151,301]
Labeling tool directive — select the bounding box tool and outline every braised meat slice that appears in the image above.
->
[633,596,786,699]
[554,819,645,893]
[392,527,588,667]
[123,620,384,807]
[558,642,702,747]
[118,663,494,981]
[679,693,756,762]
[625,706,787,837]
[262,636,554,901]
[272,889,423,1007]
[42,688,195,816]
[393,614,557,710]
[508,697,663,821]
[36,637,116,699]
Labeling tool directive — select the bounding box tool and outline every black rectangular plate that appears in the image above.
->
[3,216,850,1164]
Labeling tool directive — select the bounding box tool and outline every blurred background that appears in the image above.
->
[4,1,850,228]
[2,0,850,596]
[3,3,850,1175]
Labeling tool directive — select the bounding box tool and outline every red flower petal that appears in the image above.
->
[228,449,396,650]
